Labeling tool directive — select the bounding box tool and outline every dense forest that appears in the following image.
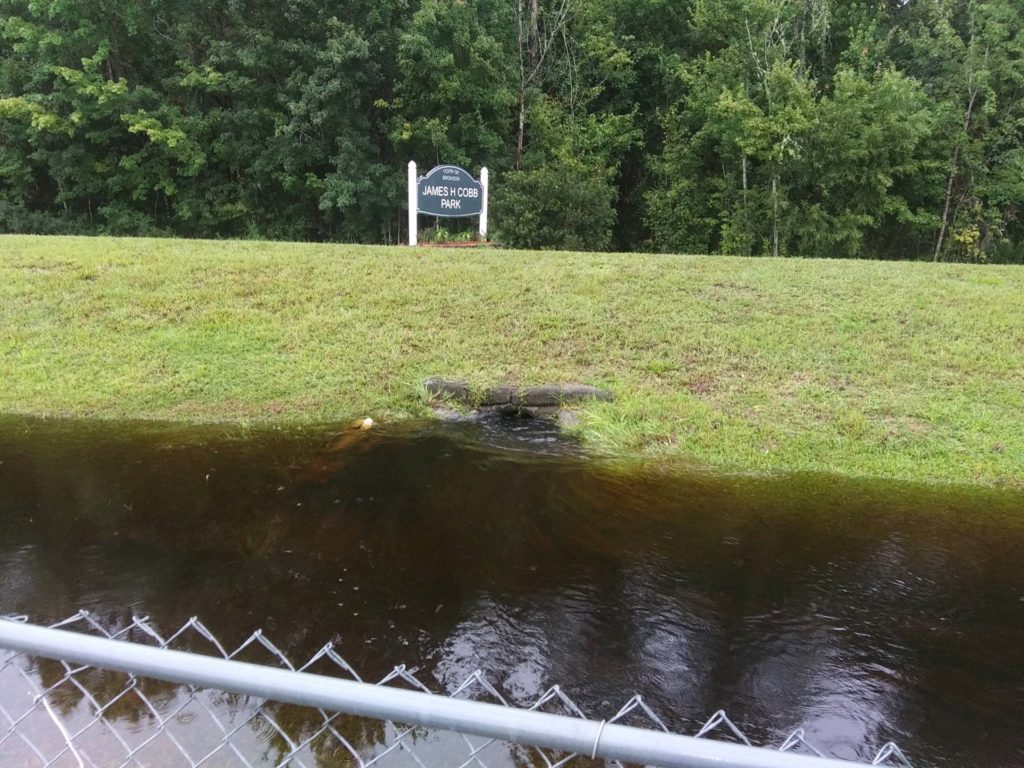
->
[1,0,1022,260]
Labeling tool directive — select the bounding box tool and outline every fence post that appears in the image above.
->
[407,160,417,246]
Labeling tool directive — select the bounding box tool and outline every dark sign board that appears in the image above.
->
[417,165,484,217]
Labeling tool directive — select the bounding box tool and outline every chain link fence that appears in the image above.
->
[0,611,914,768]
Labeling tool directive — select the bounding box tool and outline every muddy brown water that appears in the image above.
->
[0,415,1021,767]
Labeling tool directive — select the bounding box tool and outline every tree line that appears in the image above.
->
[2,0,1022,261]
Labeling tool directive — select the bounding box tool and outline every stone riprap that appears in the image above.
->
[482,386,519,406]
[422,378,471,402]
[423,378,613,420]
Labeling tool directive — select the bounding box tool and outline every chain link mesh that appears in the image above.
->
[0,611,914,768]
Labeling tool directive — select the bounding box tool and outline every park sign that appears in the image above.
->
[406,161,489,245]
[417,165,483,217]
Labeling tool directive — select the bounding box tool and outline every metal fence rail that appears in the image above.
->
[0,612,914,768]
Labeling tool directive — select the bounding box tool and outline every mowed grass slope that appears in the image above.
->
[1,235,1022,487]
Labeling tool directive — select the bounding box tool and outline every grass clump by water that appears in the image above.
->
[1,234,1022,488]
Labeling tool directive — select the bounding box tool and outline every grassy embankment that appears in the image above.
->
[1,235,1022,487]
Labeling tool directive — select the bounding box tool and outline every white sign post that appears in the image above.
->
[407,161,489,246]
[479,167,488,241]
[407,160,418,246]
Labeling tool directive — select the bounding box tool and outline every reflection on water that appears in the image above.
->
[0,415,1022,766]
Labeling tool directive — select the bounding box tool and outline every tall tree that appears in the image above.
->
[893,0,1024,261]
[392,0,514,170]
[494,0,638,250]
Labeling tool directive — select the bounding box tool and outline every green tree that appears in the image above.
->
[647,0,937,259]
[892,0,1024,261]
[392,0,514,170]
[495,0,638,250]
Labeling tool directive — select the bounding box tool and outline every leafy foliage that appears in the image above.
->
[494,158,617,251]
[1,0,1023,260]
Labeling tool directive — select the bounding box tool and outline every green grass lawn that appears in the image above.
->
[1,234,1022,487]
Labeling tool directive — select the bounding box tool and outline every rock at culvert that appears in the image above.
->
[522,386,563,407]
[482,386,518,406]
[556,409,581,428]
[423,377,470,402]
[522,384,614,406]
[559,384,614,403]
[423,378,614,412]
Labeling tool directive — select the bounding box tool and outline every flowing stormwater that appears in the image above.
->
[0,415,1021,766]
